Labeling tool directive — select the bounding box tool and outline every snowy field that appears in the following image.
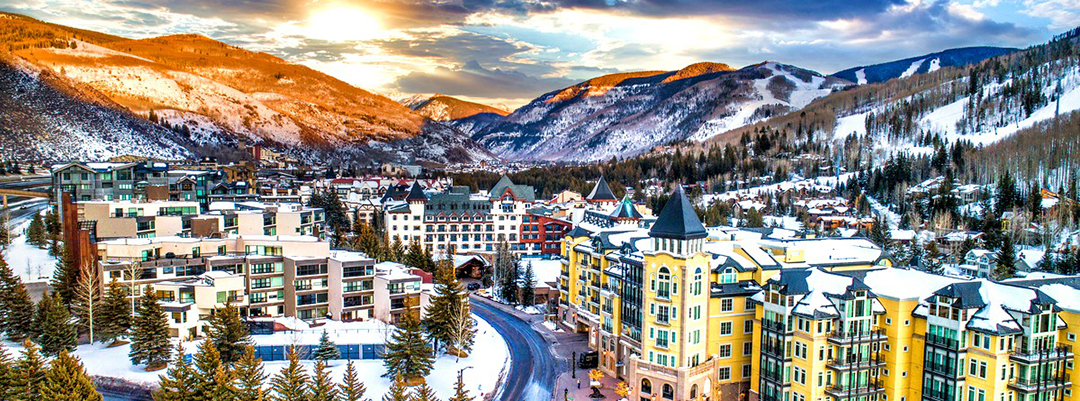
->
[3,207,57,283]
[1,313,509,399]
[520,258,562,286]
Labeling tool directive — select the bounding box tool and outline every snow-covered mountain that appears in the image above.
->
[0,12,493,164]
[832,47,1017,85]
[473,62,849,162]
[402,94,510,136]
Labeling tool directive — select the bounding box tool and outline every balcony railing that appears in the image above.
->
[922,388,956,401]
[1008,374,1071,393]
[925,333,962,349]
[760,369,786,383]
[761,343,789,359]
[826,354,885,370]
[761,319,790,333]
[923,360,961,378]
[824,380,885,398]
[828,329,886,345]
[1010,344,1073,364]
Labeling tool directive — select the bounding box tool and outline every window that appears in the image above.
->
[744,320,754,333]
[719,344,732,358]
[743,341,753,356]
[720,321,733,335]
[662,384,674,400]
[794,367,806,384]
[718,367,731,381]
[1069,333,1077,341]
[721,298,734,312]
[743,364,752,378]
[795,341,808,359]
[641,379,652,394]
[886,317,892,325]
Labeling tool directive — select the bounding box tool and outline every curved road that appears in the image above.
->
[471,296,560,401]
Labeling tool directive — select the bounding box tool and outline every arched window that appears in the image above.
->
[690,384,698,399]
[720,267,737,284]
[657,267,671,298]
[662,383,675,400]
[693,267,703,296]
[641,379,652,394]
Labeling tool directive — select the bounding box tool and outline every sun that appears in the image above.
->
[302,5,383,42]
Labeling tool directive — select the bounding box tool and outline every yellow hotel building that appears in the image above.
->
[558,185,1078,401]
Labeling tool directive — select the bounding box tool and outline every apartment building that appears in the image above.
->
[202,202,325,237]
[154,270,248,339]
[384,177,539,254]
[94,234,421,333]
[79,200,201,240]
[52,162,252,209]
[372,262,424,324]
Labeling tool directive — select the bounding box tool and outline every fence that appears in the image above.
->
[251,344,387,362]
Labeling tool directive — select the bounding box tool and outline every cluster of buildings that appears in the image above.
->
[557,185,1079,401]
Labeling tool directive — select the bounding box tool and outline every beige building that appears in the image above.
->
[79,200,201,240]
[154,270,248,339]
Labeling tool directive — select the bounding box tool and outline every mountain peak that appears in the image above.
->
[660,62,734,83]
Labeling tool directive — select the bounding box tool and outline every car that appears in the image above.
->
[466,283,481,291]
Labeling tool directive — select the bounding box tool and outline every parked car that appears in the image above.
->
[467,283,481,291]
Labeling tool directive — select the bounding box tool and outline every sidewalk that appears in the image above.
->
[549,319,622,401]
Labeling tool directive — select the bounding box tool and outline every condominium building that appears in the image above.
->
[558,188,1079,401]
[94,234,423,333]
[154,270,248,339]
[52,162,253,209]
[78,200,201,240]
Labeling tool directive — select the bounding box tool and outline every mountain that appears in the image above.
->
[0,12,493,164]
[473,61,849,162]
[831,46,1018,85]
[403,94,510,135]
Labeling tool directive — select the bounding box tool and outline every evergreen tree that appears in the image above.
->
[192,339,224,400]
[44,210,60,238]
[13,340,47,400]
[270,346,310,401]
[355,222,381,258]
[50,249,79,307]
[234,346,268,401]
[923,242,944,275]
[41,350,102,401]
[130,285,171,369]
[410,382,439,401]
[205,301,251,365]
[994,235,1017,280]
[98,279,132,344]
[0,345,16,401]
[382,375,409,401]
[389,236,406,263]
[0,214,11,248]
[339,361,368,401]
[26,213,46,247]
[869,217,890,248]
[154,343,196,401]
[1036,252,1056,272]
[495,243,519,304]
[1028,183,1043,221]
[309,360,339,401]
[0,260,35,341]
[447,372,473,401]
[405,239,434,272]
[520,262,536,308]
[382,309,433,382]
[995,171,1018,216]
[314,330,341,361]
[744,208,765,228]
[425,261,463,354]
[35,292,76,356]
[210,365,238,401]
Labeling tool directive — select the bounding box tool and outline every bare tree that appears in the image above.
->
[447,301,476,362]
[75,265,100,343]
[123,262,142,317]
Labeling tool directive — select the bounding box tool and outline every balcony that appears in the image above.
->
[923,360,962,378]
[925,333,963,349]
[922,388,956,401]
[823,380,885,398]
[1008,374,1071,393]
[826,354,885,371]
[761,343,789,359]
[761,319,791,333]
[827,329,886,345]
[1010,344,1073,365]
[760,369,787,384]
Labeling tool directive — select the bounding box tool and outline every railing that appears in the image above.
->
[636,360,677,378]
[923,360,960,377]
[761,319,790,333]
[761,343,788,358]
[826,354,885,369]
[760,369,785,382]
[925,333,962,349]
[922,388,956,401]
[824,379,884,397]
[1008,374,1071,392]
[1010,344,1073,364]
[828,329,885,344]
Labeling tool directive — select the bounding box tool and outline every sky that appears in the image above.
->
[0,0,1074,109]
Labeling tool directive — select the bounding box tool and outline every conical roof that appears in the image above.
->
[649,186,707,240]
[609,195,643,220]
[405,181,428,202]
[586,176,617,202]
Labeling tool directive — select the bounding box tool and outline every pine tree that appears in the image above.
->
[869,216,890,248]
[26,213,45,248]
[50,249,79,307]
[130,285,171,369]
[314,330,340,361]
[447,372,473,401]
[389,236,406,263]
[44,210,60,238]
[405,239,433,272]
[154,343,196,401]
[270,346,310,401]
[339,360,368,401]
[382,309,433,382]
[995,171,1018,216]
[355,222,380,258]
[410,382,439,401]
[41,350,103,400]
[205,301,251,365]
[0,259,35,341]
[234,346,268,401]
[0,214,11,248]
[923,242,944,275]
[13,340,47,400]
[210,365,238,401]
[309,360,339,401]
[35,292,76,357]
[98,279,132,344]
[192,339,224,400]
[382,375,409,401]
[520,261,536,308]
[994,235,1017,280]
[425,261,463,354]
[0,345,16,401]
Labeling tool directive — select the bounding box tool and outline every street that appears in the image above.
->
[471,295,562,401]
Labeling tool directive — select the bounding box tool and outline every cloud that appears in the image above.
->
[395,59,579,99]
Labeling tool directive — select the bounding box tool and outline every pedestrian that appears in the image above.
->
[577,379,581,389]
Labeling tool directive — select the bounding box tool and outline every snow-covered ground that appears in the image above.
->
[521,258,562,286]
[2,313,510,399]
[3,208,57,283]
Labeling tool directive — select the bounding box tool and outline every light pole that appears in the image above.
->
[571,351,577,379]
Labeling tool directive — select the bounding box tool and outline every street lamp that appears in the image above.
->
[572,351,577,379]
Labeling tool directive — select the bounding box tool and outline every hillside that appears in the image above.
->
[831,46,1018,85]
[0,12,493,164]
[473,61,849,162]
[403,94,510,136]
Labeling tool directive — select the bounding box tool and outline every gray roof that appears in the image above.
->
[490,175,536,202]
[406,182,428,202]
[648,186,707,240]
[587,176,618,201]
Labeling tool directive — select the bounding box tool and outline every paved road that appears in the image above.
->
[471,296,560,401]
